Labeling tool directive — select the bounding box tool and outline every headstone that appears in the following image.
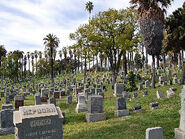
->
[67,96,72,104]
[114,83,124,97]
[143,91,148,97]
[133,105,143,113]
[175,86,185,138]
[54,91,60,99]
[150,102,159,110]
[15,95,24,109]
[173,76,178,84]
[49,98,56,106]
[145,80,150,88]
[35,93,41,105]
[146,127,163,139]
[14,104,63,139]
[156,90,164,99]
[86,95,106,122]
[167,89,175,98]
[115,97,129,117]
[133,92,138,99]
[0,104,14,135]
[138,83,143,90]
[75,94,87,113]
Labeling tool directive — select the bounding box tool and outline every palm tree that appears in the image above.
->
[24,55,27,79]
[63,47,67,67]
[39,51,42,59]
[43,33,60,83]
[130,0,173,88]
[85,1,94,20]
[27,52,31,78]
[31,52,34,77]
[0,45,7,78]
[58,50,62,74]
[34,50,38,75]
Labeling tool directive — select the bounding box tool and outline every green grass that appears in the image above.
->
[0,75,183,139]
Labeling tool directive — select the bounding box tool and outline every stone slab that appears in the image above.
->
[86,113,106,122]
[146,127,163,139]
[175,128,185,139]
[115,109,129,117]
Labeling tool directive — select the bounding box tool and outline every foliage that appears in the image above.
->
[126,71,137,91]
[134,52,142,69]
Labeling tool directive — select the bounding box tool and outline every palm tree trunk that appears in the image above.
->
[156,55,160,68]
[145,50,148,69]
[152,55,155,88]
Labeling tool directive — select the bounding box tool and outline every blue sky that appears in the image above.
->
[0,0,184,54]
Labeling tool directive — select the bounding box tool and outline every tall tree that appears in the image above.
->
[85,1,94,20]
[0,45,7,79]
[43,33,60,83]
[130,0,173,88]
[27,52,31,78]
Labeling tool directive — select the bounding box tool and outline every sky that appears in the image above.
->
[0,0,184,55]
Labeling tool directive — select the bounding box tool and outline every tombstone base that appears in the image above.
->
[86,113,106,122]
[75,106,87,113]
[134,109,143,113]
[175,128,185,139]
[0,127,14,135]
[151,107,159,110]
[115,109,129,117]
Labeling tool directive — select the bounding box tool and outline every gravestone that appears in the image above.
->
[145,80,150,88]
[138,83,143,90]
[14,104,63,139]
[35,93,41,105]
[0,104,14,135]
[133,105,143,113]
[114,83,124,97]
[133,92,138,99]
[173,76,178,84]
[167,88,175,98]
[150,102,159,110]
[156,90,164,99]
[54,91,60,99]
[67,96,72,104]
[86,95,106,122]
[146,127,163,139]
[15,95,24,109]
[143,91,148,97]
[175,86,185,139]
[115,97,129,117]
[49,98,56,106]
[75,94,87,113]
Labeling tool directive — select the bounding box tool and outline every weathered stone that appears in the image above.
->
[175,86,185,139]
[35,93,41,105]
[167,89,175,98]
[0,104,14,135]
[150,102,159,110]
[75,94,87,113]
[14,104,63,139]
[156,90,164,99]
[115,97,129,117]
[114,83,124,97]
[146,127,163,139]
[145,80,150,88]
[15,95,24,109]
[67,96,72,104]
[86,95,106,122]
[49,98,56,106]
